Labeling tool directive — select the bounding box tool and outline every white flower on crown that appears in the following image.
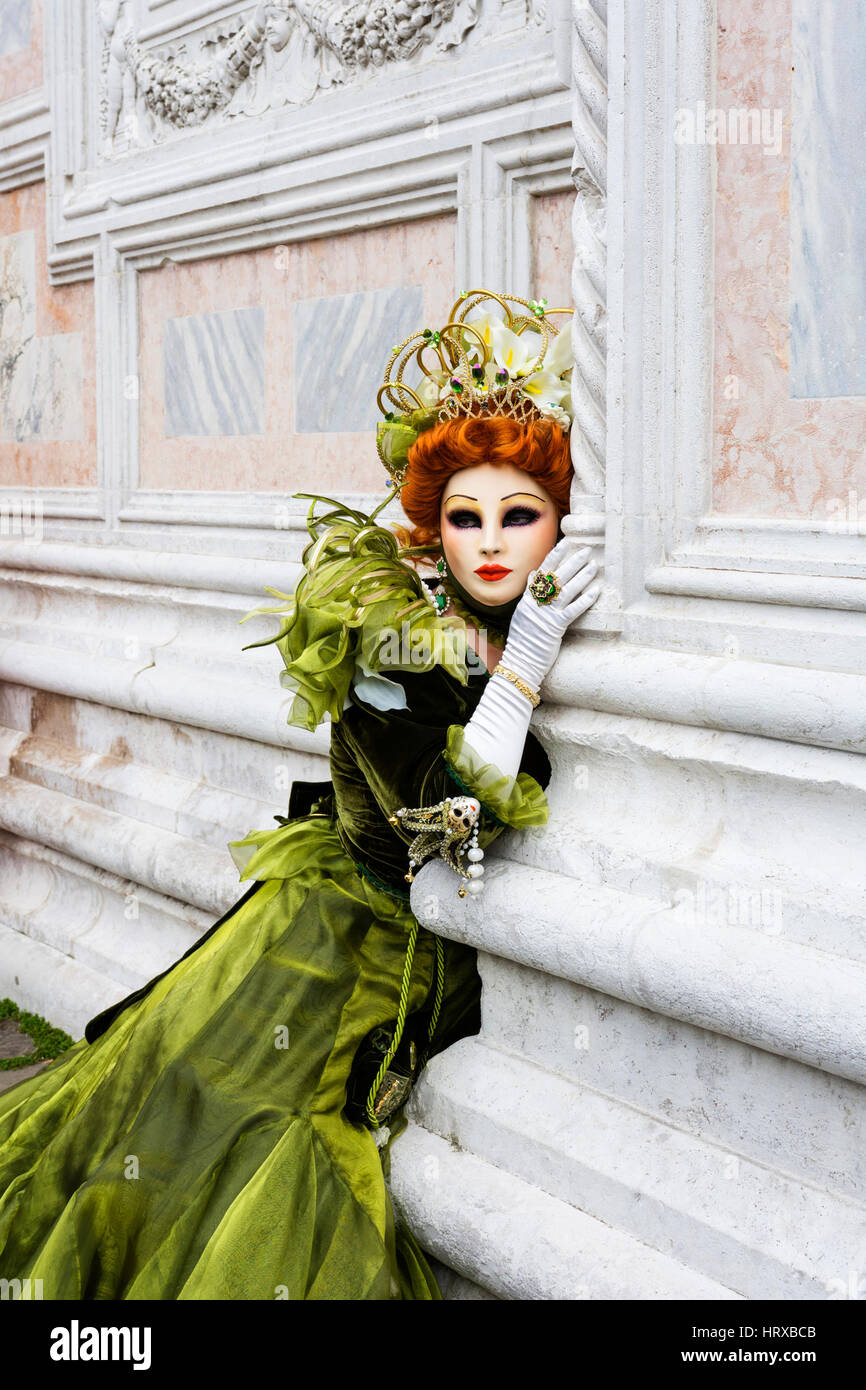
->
[490,322,545,377]
[543,322,574,376]
[535,401,572,430]
[519,321,573,404]
[462,302,508,360]
[519,370,570,408]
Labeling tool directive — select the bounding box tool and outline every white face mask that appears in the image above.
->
[439,461,560,608]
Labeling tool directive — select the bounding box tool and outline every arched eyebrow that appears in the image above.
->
[443,492,547,504]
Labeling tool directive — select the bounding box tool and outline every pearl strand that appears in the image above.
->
[459,823,484,898]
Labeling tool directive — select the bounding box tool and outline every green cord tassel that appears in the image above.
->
[365,933,445,1129]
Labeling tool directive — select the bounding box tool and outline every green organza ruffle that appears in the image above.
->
[237,494,471,733]
[442,723,549,830]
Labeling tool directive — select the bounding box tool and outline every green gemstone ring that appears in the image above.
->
[529,570,562,606]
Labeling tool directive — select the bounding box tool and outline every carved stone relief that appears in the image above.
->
[97,0,482,153]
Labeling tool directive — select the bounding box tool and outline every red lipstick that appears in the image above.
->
[474,564,512,582]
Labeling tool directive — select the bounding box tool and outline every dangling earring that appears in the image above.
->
[430,554,449,614]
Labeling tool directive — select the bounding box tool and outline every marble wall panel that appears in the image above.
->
[790,0,866,398]
[0,0,42,101]
[2,320,83,443]
[0,183,95,486]
[294,287,424,434]
[164,306,266,437]
[137,214,456,495]
[0,0,29,56]
[531,190,575,313]
[713,0,866,521]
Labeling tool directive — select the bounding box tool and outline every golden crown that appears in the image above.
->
[375,288,574,485]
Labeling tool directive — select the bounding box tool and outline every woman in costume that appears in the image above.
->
[0,289,600,1299]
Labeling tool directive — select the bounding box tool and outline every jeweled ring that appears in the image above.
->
[529,570,562,605]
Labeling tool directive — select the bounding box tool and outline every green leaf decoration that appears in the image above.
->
[237,492,471,732]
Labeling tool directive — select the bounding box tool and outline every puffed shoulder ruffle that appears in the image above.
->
[443,723,549,830]
[237,494,471,732]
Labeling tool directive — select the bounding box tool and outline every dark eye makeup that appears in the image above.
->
[444,508,481,528]
[503,506,542,526]
[444,506,543,529]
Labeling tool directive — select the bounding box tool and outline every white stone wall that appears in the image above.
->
[1,0,865,1301]
[395,0,866,1300]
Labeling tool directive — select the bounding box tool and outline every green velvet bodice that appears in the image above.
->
[329,662,552,896]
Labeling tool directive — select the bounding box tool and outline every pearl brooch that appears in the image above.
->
[389,794,485,899]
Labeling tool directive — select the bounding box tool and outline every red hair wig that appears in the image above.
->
[394,414,573,551]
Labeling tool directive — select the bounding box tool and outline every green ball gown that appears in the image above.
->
[0,495,550,1300]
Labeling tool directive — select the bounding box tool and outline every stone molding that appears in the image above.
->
[1,547,866,750]
[413,857,866,1087]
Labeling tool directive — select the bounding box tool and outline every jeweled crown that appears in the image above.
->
[375,288,574,484]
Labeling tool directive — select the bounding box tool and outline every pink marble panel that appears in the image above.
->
[0,181,96,487]
[713,0,866,520]
[0,0,43,101]
[531,190,575,311]
[138,215,457,494]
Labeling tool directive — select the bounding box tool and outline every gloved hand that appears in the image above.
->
[460,541,600,783]
[500,539,599,691]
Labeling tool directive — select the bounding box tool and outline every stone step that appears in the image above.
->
[0,727,269,852]
[0,631,323,750]
[0,681,326,1038]
[414,857,866,1087]
[0,539,305,590]
[389,1119,743,1300]
[519,705,866,963]
[424,1256,500,1300]
[0,921,134,1041]
[477,953,866,1206]
[402,1039,866,1299]
[0,830,210,992]
[0,775,240,918]
[0,564,308,705]
[0,685,328,813]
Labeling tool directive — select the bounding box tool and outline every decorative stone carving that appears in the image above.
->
[98,0,482,151]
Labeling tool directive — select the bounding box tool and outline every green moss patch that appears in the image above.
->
[0,998,74,1070]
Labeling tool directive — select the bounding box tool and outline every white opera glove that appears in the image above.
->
[501,539,599,689]
[461,539,600,783]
